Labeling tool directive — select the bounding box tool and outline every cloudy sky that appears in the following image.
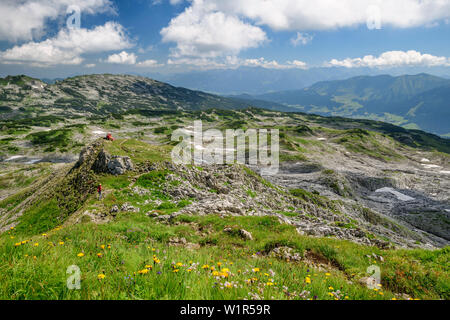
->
[0,0,449,78]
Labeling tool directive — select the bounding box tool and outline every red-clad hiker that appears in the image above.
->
[97,184,102,200]
[105,133,115,141]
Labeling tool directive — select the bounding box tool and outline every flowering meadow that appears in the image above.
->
[1,213,448,300]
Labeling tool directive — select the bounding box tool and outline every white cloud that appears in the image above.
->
[291,32,314,46]
[136,59,163,68]
[160,0,267,58]
[167,57,227,69]
[167,55,307,70]
[106,51,137,65]
[242,57,308,69]
[105,52,163,67]
[0,22,132,66]
[0,0,115,42]
[327,50,450,68]
[137,45,154,54]
[287,60,308,69]
[161,0,450,60]
[85,63,96,68]
[208,0,450,30]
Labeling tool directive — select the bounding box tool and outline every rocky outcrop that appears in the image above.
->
[92,150,134,175]
[224,227,253,240]
[74,140,134,176]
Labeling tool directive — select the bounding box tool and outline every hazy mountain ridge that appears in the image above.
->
[0,74,255,119]
[241,74,450,135]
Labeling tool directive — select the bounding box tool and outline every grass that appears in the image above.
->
[290,189,328,208]
[0,120,448,301]
[331,129,403,161]
[1,213,448,300]
[104,139,171,163]
[136,170,170,189]
[15,199,61,235]
[27,129,72,152]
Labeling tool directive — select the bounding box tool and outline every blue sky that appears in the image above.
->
[0,0,449,78]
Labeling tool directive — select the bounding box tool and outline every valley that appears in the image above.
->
[0,74,448,300]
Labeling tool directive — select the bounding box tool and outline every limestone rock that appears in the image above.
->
[93,150,134,175]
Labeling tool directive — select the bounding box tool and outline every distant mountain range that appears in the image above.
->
[152,67,383,95]
[233,74,450,136]
[1,73,448,136]
[0,74,257,119]
[150,66,450,95]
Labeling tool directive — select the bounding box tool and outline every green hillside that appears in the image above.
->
[250,74,450,135]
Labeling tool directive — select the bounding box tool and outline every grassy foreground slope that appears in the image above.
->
[2,213,449,300]
[0,139,448,300]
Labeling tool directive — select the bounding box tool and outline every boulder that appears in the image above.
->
[121,203,138,212]
[239,229,253,240]
[110,205,119,215]
[93,150,134,175]
[223,227,253,240]
[269,246,302,262]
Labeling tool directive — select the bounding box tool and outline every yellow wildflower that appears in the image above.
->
[98,274,106,280]
[77,253,85,257]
